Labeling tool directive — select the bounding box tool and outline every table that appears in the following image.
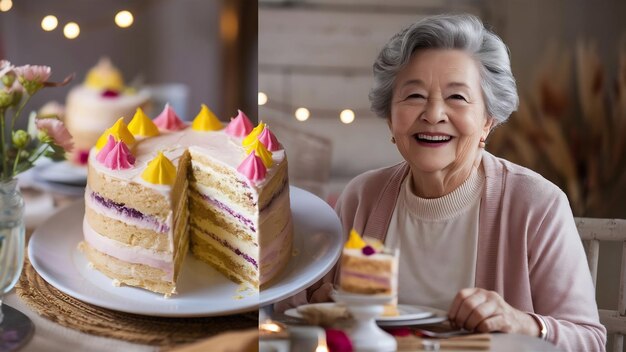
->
[270,311,563,352]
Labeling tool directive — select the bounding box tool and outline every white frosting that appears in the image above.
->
[83,218,174,280]
[260,217,292,284]
[89,129,286,198]
[66,85,150,132]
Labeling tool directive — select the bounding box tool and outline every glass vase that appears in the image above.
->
[0,178,33,351]
[0,178,25,322]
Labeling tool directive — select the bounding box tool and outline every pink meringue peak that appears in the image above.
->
[153,104,186,131]
[258,126,282,151]
[237,152,267,183]
[96,135,116,164]
[96,135,135,170]
[224,110,253,137]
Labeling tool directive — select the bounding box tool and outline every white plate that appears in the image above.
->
[284,303,437,322]
[28,186,343,317]
[332,290,395,306]
[33,160,87,185]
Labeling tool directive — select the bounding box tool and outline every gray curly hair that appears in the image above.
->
[369,14,518,126]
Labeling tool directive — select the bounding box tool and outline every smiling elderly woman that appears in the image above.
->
[277,14,606,351]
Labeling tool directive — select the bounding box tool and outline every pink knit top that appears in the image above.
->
[277,151,606,351]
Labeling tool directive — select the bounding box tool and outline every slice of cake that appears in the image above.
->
[80,105,293,296]
[65,58,150,164]
[339,229,398,296]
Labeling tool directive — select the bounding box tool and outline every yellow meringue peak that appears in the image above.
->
[345,229,367,249]
[141,152,177,186]
[95,118,136,150]
[85,58,124,91]
[191,104,223,131]
[242,122,265,147]
[128,108,159,137]
[245,139,273,168]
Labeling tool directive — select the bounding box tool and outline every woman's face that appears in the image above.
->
[389,49,493,174]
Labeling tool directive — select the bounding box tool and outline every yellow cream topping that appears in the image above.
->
[345,229,367,249]
[141,152,177,186]
[85,58,124,91]
[242,122,265,147]
[95,118,136,150]
[128,108,159,137]
[191,104,223,131]
[245,139,273,168]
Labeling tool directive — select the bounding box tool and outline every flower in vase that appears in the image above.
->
[35,118,74,153]
[0,62,73,180]
[13,65,51,95]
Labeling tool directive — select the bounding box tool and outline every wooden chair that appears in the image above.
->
[576,217,626,352]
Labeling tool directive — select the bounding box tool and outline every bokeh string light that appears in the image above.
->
[63,22,80,39]
[41,15,58,31]
[259,92,369,124]
[0,2,147,40]
[0,0,12,12]
[114,10,134,28]
[259,63,371,124]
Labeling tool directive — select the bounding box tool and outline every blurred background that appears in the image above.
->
[258,0,626,349]
[0,0,258,123]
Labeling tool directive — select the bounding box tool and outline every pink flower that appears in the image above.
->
[13,65,51,83]
[14,65,51,95]
[0,60,13,78]
[36,118,74,152]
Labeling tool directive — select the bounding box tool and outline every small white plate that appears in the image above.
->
[33,160,87,185]
[285,302,442,322]
[29,186,343,317]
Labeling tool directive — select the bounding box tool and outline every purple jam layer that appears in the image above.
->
[196,227,258,269]
[91,192,170,233]
[199,193,256,232]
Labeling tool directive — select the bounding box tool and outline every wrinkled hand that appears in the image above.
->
[448,288,540,336]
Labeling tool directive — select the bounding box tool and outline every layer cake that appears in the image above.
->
[79,105,292,295]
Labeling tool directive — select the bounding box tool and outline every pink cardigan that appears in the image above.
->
[278,151,606,351]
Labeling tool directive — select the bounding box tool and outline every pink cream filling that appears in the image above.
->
[83,218,174,280]
[259,217,292,284]
[341,270,391,286]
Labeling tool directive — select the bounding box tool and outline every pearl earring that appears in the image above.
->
[479,138,486,149]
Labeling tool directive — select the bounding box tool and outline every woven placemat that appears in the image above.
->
[16,257,258,349]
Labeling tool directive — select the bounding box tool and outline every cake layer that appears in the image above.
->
[86,187,171,232]
[79,242,176,295]
[83,218,175,280]
[190,161,256,214]
[340,266,393,295]
[190,227,258,287]
[189,193,255,243]
[340,252,394,274]
[86,207,170,252]
[88,164,172,220]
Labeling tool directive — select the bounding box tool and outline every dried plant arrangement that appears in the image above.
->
[488,39,626,217]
